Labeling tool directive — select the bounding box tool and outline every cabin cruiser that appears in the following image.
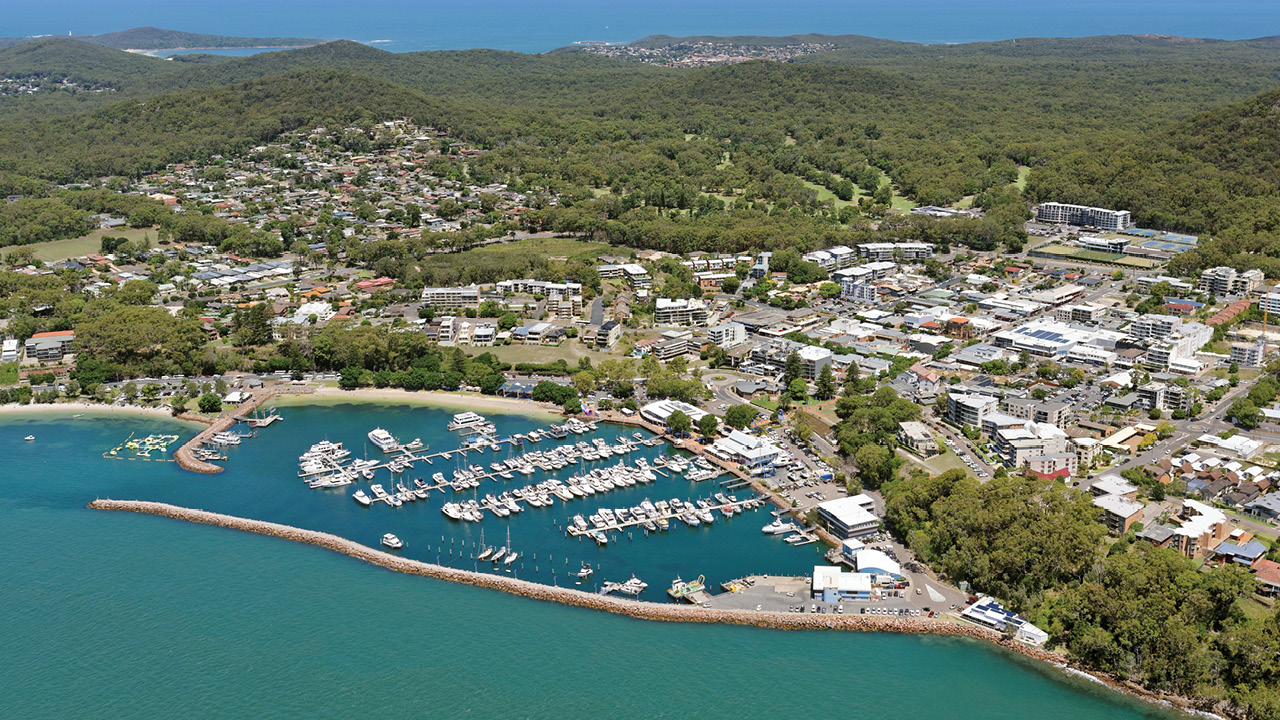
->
[381,533,403,549]
[577,563,593,579]
[352,490,372,507]
[762,519,795,534]
[367,427,399,452]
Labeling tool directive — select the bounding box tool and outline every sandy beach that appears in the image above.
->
[0,401,189,421]
[273,387,563,420]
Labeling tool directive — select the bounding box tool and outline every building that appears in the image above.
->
[816,497,880,539]
[1,338,18,363]
[1079,235,1129,254]
[654,298,709,327]
[947,392,998,428]
[1169,500,1231,559]
[596,320,621,349]
[707,321,745,349]
[811,566,873,602]
[995,421,1069,468]
[1230,338,1267,368]
[960,596,1049,646]
[1035,202,1132,231]
[597,263,651,290]
[639,399,707,427]
[897,421,938,456]
[23,330,75,362]
[1200,266,1263,296]
[1024,453,1078,481]
[796,345,833,381]
[1130,314,1181,340]
[1094,493,1145,534]
[420,284,480,309]
[708,430,782,474]
[856,242,933,262]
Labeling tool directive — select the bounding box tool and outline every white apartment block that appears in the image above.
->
[948,392,998,428]
[1258,293,1280,316]
[1230,339,1266,368]
[707,321,746,348]
[802,245,857,271]
[654,298,710,327]
[495,279,584,296]
[1129,314,1181,340]
[856,242,933,262]
[421,284,480,308]
[1198,266,1263,297]
[0,338,17,364]
[1035,202,1132,231]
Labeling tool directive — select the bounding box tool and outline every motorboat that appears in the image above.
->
[762,519,795,535]
[368,427,399,452]
[24,435,34,441]
[577,563,594,579]
[447,411,491,431]
[352,490,372,507]
[381,533,403,549]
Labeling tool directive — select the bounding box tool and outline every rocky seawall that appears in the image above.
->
[87,498,1233,719]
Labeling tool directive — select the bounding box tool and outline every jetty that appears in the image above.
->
[566,496,763,537]
[174,387,293,474]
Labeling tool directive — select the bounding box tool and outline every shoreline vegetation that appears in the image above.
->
[274,386,563,420]
[87,499,1219,720]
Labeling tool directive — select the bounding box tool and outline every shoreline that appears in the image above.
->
[0,401,190,422]
[88,498,1225,720]
[274,386,563,420]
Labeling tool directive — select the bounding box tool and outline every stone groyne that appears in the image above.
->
[86,498,1235,719]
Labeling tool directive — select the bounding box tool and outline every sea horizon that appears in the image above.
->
[6,0,1280,54]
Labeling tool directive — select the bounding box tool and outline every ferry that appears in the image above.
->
[381,533,403,549]
[367,427,399,452]
[447,411,490,431]
[667,575,706,600]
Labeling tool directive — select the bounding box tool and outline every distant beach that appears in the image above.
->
[273,386,563,420]
[0,401,184,421]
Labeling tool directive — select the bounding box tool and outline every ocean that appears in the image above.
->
[8,0,1280,52]
[0,405,1186,718]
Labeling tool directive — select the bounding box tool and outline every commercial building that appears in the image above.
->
[639,399,708,427]
[1035,202,1132,231]
[897,421,938,456]
[708,430,782,474]
[1199,266,1263,297]
[707,321,745,348]
[816,497,880,539]
[1079,235,1129,254]
[420,284,480,309]
[654,298,709,327]
[811,566,873,602]
[23,330,75,362]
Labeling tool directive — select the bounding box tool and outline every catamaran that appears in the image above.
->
[381,533,403,549]
[447,411,491,431]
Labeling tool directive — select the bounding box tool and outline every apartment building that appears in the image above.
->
[420,284,480,308]
[856,242,933,262]
[948,392,998,428]
[1199,266,1263,296]
[1129,313,1181,340]
[707,321,746,348]
[654,298,709,327]
[1230,338,1266,368]
[1035,202,1132,231]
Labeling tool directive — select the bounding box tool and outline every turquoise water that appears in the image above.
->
[1,407,1184,719]
[11,1,1280,52]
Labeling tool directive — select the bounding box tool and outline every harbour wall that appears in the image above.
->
[85,498,1233,719]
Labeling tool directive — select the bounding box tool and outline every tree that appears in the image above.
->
[855,443,895,489]
[478,374,505,395]
[1155,421,1175,439]
[1230,398,1261,429]
[562,396,582,415]
[697,413,720,439]
[819,282,841,299]
[197,393,221,413]
[814,364,837,400]
[338,366,363,390]
[788,377,808,402]
[724,404,758,429]
[721,276,740,295]
[782,352,803,386]
[668,409,693,437]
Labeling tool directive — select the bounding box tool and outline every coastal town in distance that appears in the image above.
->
[5,22,1280,719]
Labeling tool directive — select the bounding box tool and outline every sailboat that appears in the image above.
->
[502,527,518,566]
[477,529,493,560]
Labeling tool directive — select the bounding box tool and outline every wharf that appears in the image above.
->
[566,497,762,537]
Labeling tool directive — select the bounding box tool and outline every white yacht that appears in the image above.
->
[368,427,399,452]
[352,490,372,507]
[762,519,796,535]
[577,563,593,579]
[447,411,490,431]
[381,533,403,549]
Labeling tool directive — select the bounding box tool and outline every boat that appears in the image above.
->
[667,575,706,600]
[618,575,647,595]
[381,533,403,549]
[352,490,372,507]
[577,563,594,579]
[447,411,491,431]
[762,519,795,535]
[368,427,399,452]
[23,435,34,441]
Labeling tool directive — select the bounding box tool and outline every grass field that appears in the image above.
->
[1014,166,1031,190]
[898,445,969,477]
[0,362,18,386]
[1033,243,1079,256]
[482,341,620,367]
[1074,249,1127,263]
[1115,256,1163,268]
[482,236,612,261]
[1,227,156,263]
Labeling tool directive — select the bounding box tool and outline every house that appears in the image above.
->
[1212,540,1267,567]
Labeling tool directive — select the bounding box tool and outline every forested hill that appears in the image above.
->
[0,39,178,86]
[0,70,446,182]
[0,26,323,51]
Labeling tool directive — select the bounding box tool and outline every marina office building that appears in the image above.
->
[816,497,880,539]
[707,430,783,475]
